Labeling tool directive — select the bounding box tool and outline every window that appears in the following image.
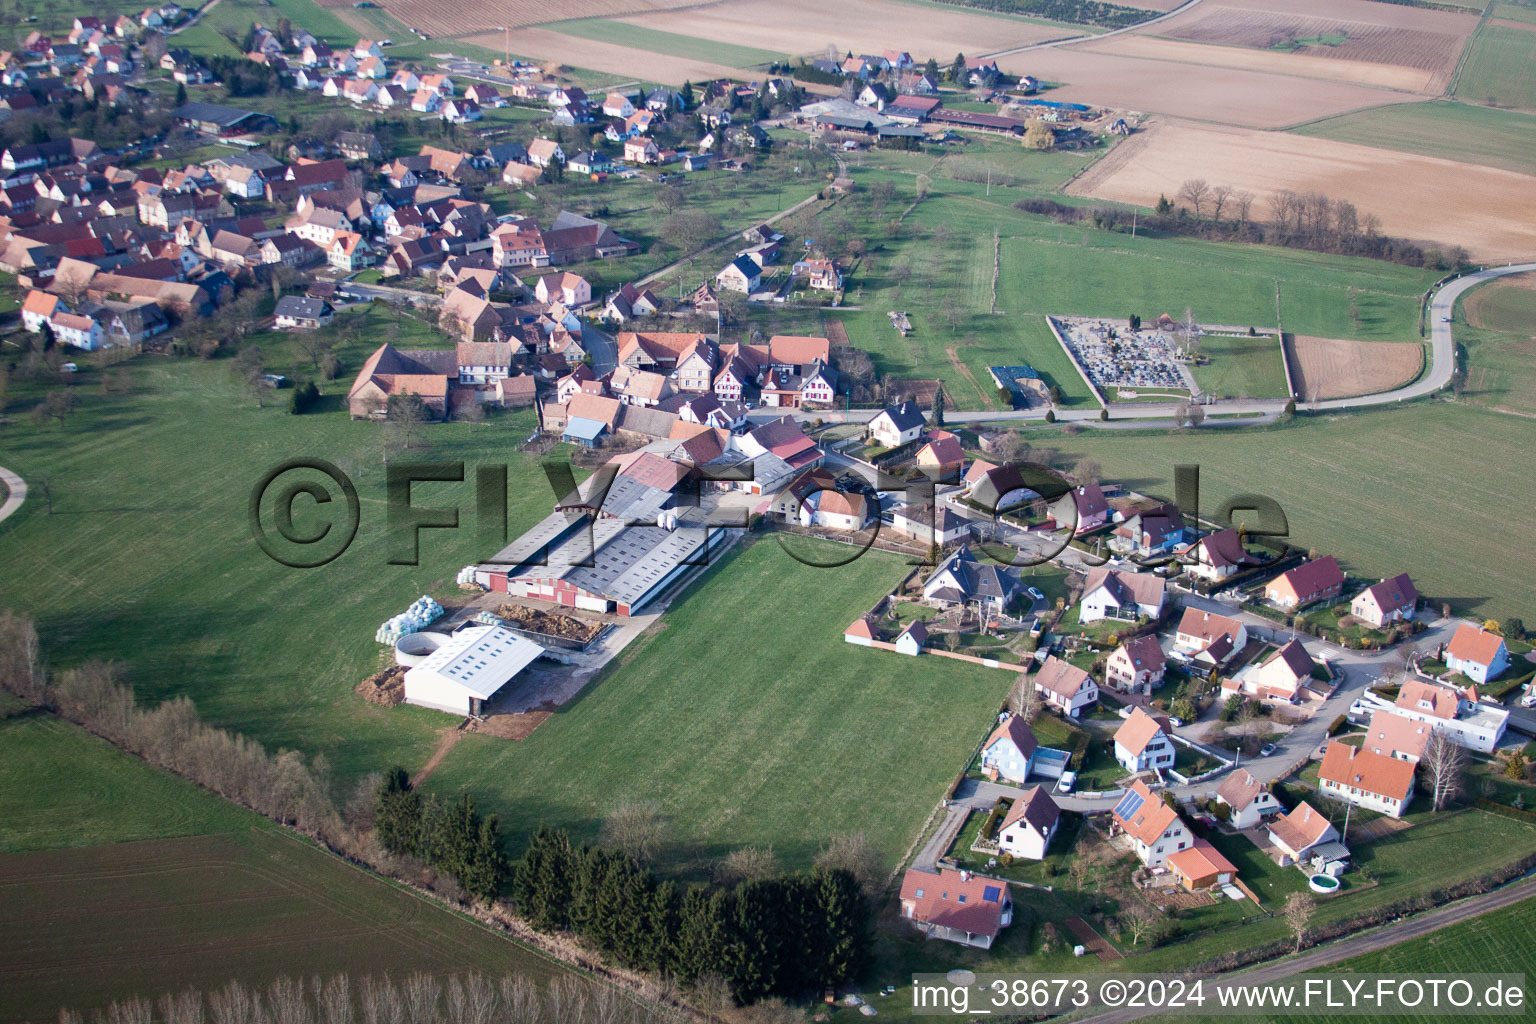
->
[913,888,924,899]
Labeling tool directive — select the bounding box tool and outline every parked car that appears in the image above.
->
[1260,742,1278,757]
[1027,587,1044,601]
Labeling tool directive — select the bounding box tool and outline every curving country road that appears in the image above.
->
[0,465,26,524]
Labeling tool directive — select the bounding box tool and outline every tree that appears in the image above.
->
[931,388,945,427]
[814,833,880,895]
[1123,901,1157,945]
[1008,673,1042,721]
[40,389,75,428]
[294,330,333,371]
[1044,408,1056,424]
[374,766,422,856]
[1176,178,1211,218]
[601,798,666,864]
[947,53,967,84]
[1210,184,1233,222]
[1506,750,1527,781]
[1169,697,1196,722]
[1023,119,1054,150]
[1128,313,1141,331]
[1174,400,1205,428]
[1419,729,1467,810]
[235,347,265,407]
[384,393,429,455]
[679,79,694,110]
[993,430,1029,464]
[1073,458,1102,485]
[1283,892,1315,953]
[718,845,778,886]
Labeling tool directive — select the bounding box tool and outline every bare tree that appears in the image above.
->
[1173,400,1204,428]
[601,798,667,863]
[1008,674,1043,721]
[1235,190,1256,228]
[815,831,881,893]
[1176,178,1211,218]
[718,845,779,885]
[1420,729,1467,811]
[1073,458,1102,485]
[1209,184,1233,222]
[1123,901,1158,945]
[294,331,334,372]
[1283,892,1315,953]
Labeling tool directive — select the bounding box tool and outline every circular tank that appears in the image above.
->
[395,630,448,666]
[1308,873,1341,894]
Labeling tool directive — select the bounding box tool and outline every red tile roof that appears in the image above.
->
[899,867,1010,939]
[1319,740,1416,802]
[1446,624,1506,667]
[1267,801,1333,855]
[1167,838,1236,884]
[1113,707,1169,757]
[1113,780,1181,846]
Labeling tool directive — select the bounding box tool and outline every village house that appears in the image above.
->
[996,786,1061,861]
[979,714,1038,783]
[889,502,970,547]
[1034,655,1098,718]
[1349,574,1419,629]
[1109,502,1186,557]
[1223,638,1315,703]
[795,257,842,291]
[1048,483,1110,535]
[1111,781,1190,869]
[1443,623,1509,684]
[965,462,1029,515]
[1105,635,1167,695]
[923,546,1023,616]
[328,231,375,272]
[1363,710,1431,764]
[867,399,926,448]
[1386,678,1507,752]
[715,254,760,293]
[1318,741,1416,818]
[798,489,870,532]
[534,271,590,307]
[1172,608,1248,674]
[913,429,964,481]
[1214,768,1282,829]
[1265,801,1338,867]
[347,343,454,418]
[1265,556,1345,610]
[456,341,516,385]
[1113,708,1175,774]
[272,294,333,329]
[1079,567,1166,624]
[899,867,1012,949]
[1181,528,1258,582]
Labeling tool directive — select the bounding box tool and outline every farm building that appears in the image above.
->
[401,625,543,716]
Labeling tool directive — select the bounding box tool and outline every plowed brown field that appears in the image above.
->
[1291,336,1423,399]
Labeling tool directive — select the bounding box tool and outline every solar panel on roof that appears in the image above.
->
[982,885,1002,903]
[1113,789,1145,821]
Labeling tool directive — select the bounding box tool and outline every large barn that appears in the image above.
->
[402,624,544,716]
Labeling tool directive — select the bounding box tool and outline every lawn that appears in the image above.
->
[1292,100,1536,176]
[1026,402,1536,622]
[0,707,576,1024]
[1456,273,1536,416]
[1455,24,1536,113]
[540,18,790,68]
[1189,334,1291,400]
[426,538,1016,875]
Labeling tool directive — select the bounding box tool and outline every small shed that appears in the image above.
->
[563,415,607,447]
[402,624,543,716]
[1166,838,1237,890]
[895,620,928,656]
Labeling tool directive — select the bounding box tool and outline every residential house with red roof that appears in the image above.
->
[1111,780,1190,868]
[1387,677,1507,752]
[1173,608,1248,674]
[1080,568,1166,624]
[1215,768,1282,829]
[1265,555,1344,610]
[1266,801,1338,866]
[1113,708,1175,773]
[914,429,964,480]
[899,867,1013,948]
[1034,655,1098,718]
[1318,740,1416,818]
[1444,623,1508,684]
[1350,574,1419,629]
[798,488,869,532]
[1182,528,1257,582]
[1223,638,1315,703]
[1362,710,1431,764]
[1048,483,1110,535]
[1108,502,1186,558]
[1106,635,1167,695]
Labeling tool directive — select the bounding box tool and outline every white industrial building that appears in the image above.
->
[401,624,543,716]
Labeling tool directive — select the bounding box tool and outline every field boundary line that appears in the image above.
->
[1447,1,1494,99]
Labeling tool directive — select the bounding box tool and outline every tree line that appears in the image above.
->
[513,826,871,1005]
[1015,187,1471,272]
[375,768,509,901]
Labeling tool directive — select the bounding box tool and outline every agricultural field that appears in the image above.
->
[1142,0,1476,92]
[1067,118,1536,260]
[0,707,574,1023]
[1454,272,1536,416]
[366,0,713,42]
[1031,402,1536,621]
[1288,336,1424,401]
[1453,22,1536,112]
[1187,334,1290,399]
[539,18,791,69]
[614,0,1071,65]
[1291,100,1536,176]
